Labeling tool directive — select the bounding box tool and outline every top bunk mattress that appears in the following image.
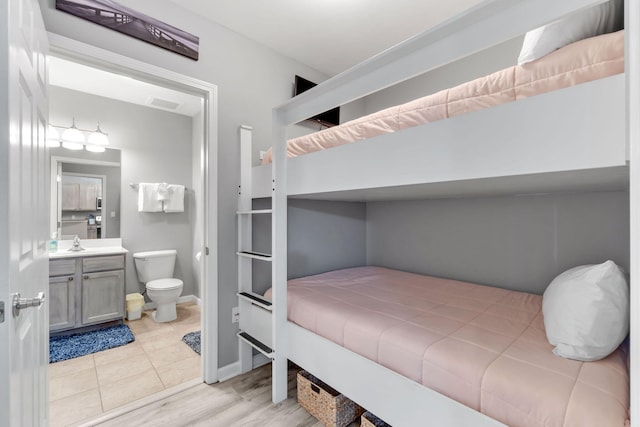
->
[262,30,624,164]
[267,266,630,427]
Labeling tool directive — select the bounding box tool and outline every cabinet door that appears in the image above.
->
[49,275,76,332]
[82,269,125,325]
[78,183,99,211]
[61,183,80,211]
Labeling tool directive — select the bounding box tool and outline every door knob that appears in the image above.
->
[12,292,45,317]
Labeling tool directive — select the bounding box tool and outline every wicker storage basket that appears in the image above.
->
[297,370,364,427]
[361,411,392,427]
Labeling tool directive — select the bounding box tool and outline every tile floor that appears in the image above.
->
[49,302,201,427]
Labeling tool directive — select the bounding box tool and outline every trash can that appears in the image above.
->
[126,293,144,320]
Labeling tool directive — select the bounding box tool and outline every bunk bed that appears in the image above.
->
[235,0,638,425]
[261,29,623,166]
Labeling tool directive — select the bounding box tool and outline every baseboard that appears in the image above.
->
[217,361,240,382]
[143,294,199,311]
[217,354,272,383]
[253,353,271,369]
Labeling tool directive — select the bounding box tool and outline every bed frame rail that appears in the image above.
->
[287,322,507,427]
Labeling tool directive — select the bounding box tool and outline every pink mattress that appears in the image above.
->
[266,266,630,427]
[263,30,624,164]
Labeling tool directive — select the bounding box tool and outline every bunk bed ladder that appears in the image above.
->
[237,125,274,374]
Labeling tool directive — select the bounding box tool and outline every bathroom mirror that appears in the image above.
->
[50,147,121,240]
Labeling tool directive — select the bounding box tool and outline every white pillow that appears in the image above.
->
[517,0,623,65]
[542,260,629,362]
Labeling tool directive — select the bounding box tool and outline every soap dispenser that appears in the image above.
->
[49,232,58,253]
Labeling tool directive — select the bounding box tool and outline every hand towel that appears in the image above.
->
[137,183,163,212]
[163,184,185,213]
[157,183,170,201]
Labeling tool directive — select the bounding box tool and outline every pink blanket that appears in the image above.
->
[267,266,630,427]
[263,30,624,164]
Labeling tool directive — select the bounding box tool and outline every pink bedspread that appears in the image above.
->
[267,266,630,427]
[263,30,624,164]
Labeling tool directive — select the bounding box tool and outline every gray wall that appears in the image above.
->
[49,86,196,298]
[39,0,355,367]
[366,191,630,295]
[251,199,367,295]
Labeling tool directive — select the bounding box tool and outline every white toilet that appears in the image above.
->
[133,249,183,323]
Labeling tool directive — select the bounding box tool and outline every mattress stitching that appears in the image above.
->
[574,369,631,410]
[418,299,503,385]
[512,59,623,91]
[477,311,541,414]
[483,386,629,427]
[560,363,583,427]
[445,59,622,108]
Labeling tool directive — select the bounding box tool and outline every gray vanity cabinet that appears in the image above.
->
[48,254,126,332]
[81,270,125,324]
[49,259,76,332]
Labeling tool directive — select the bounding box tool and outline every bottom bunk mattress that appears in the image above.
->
[266,266,629,427]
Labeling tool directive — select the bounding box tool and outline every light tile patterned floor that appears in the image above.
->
[49,302,201,427]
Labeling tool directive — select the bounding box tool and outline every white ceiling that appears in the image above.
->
[49,1,485,115]
[170,0,485,76]
[49,56,203,117]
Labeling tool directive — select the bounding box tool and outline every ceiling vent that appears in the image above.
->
[147,96,182,111]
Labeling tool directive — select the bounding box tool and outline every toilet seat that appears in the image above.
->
[146,278,183,291]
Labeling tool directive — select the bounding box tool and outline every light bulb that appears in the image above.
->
[85,145,106,153]
[88,123,109,146]
[61,118,85,144]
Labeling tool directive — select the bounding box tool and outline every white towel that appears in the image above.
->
[137,183,163,212]
[163,184,185,213]
[157,183,170,201]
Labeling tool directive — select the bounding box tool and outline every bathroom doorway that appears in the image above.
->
[47,37,217,425]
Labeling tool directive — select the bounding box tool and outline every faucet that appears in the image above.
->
[68,235,85,252]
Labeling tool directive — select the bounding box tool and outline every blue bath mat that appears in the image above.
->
[182,331,201,355]
[49,324,135,363]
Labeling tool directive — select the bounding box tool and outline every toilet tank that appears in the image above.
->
[133,249,177,283]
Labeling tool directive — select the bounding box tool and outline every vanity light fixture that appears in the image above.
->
[87,123,109,147]
[49,119,110,152]
[61,118,85,150]
[85,144,106,153]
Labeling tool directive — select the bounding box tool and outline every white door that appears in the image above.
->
[0,0,50,425]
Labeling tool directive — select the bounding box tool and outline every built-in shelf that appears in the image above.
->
[236,251,272,261]
[238,331,274,358]
[237,291,273,311]
[236,209,272,215]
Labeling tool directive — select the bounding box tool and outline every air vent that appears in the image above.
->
[147,96,182,111]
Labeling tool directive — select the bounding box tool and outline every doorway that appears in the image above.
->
[46,37,218,424]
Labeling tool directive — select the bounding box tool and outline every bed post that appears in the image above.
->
[626,0,639,423]
[271,108,288,402]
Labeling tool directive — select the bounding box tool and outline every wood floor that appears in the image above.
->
[85,364,361,427]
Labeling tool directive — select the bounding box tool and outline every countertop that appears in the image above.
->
[49,238,128,259]
[49,246,129,259]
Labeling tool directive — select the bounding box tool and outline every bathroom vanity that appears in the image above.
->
[49,242,128,333]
